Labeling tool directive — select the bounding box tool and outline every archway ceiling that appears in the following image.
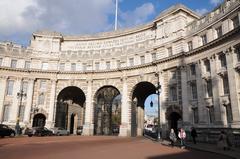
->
[57,86,86,106]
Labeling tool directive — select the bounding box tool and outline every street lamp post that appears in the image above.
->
[16,89,27,135]
[155,73,161,141]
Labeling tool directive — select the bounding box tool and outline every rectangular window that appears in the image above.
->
[206,80,213,97]
[22,81,28,94]
[219,53,227,68]
[216,26,223,38]
[170,85,177,101]
[71,63,76,71]
[140,56,145,65]
[6,80,14,95]
[95,62,100,70]
[40,81,47,92]
[223,75,229,94]
[59,63,65,71]
[236,46,240,61]
[167,47,172,56]
[106,61,110,70]
[193,108,199,124]
[188,41,193,51]
[0,58,3,66]
[190,64,196,75]
[232,16,239,29]
[24,61,30,69]
[209,107,215,124]
[41,62,48,70]
[38,94,45,105]
[201,34,207,45]
[82,63,87,71]
[3,105,10,121]
[11,59,17,68]
[226,105,233,123]
[152,53,156,61]
[19,105,25,122]
[204,59,211,73]
[129,58,134,66]
[117,60,121,68]
[191,81,198,100]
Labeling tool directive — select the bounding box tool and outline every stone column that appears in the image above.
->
[119,77,129,137]
[46,79,57,128]
[196,61,208,124]
[226,49,240,124]
[83,80,94,135]
[0,76,7,123]
[10,78,22,123]
[181,66,191,126]
[210,55,225,125]
[23,79,35,126]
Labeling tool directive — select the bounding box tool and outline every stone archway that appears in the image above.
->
[55,86,86,134]
[131,82,156,137]
[32,113,46,127]
[93,86,121,136]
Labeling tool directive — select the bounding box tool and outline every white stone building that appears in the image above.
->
[0,0,240,141]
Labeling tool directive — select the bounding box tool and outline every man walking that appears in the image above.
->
[191,127,197,144]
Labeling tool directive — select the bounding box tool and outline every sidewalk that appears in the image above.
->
[185,142,240,159]
[144,135,240,159]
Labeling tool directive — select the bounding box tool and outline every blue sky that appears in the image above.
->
[0,0,223,46]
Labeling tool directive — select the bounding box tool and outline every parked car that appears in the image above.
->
[50,127,69,136]
[76,126,83,135]
[27,127,53,137]
[0,124,15,138]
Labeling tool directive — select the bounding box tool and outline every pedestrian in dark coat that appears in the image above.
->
[191,127,197,144]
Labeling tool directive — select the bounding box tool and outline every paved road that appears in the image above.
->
[0,136,231,159]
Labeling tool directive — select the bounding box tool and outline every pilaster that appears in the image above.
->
[0,76,8,123]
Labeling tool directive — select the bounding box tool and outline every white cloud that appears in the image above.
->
[210,0,223,6]
[119,3,155,28]
[195,8,209,16]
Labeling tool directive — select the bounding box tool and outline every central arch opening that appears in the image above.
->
[131,82,156,137]
[55,86,86,134]
[94,86,121,136]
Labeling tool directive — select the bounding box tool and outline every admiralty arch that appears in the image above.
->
[0,0,240,139]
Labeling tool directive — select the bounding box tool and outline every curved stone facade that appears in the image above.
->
[0,0,240,139]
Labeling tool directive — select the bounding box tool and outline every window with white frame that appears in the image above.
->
[208,107,215,124]
[225,105,233,123]
[95,62,100,70]
[232,15,239,29]
[140,56,145,65]
[106,61,110,69]
[191,81,198,100]
[22,81,28,94]
[40,80,47,92]
[82,63,87,71]
[188,41,193,51]
[71,63,76,71]
[6,80,14,95]
[129,58,134,66]
[41,62,48,70]
[222,75,229,95]
[117,60,121,68]
[193,108,199,124]
[24,61,30,69]
[59,63,65,71]
[11,59,17,68]
[38,94,45,105]
[167,47,172,56]
[206,79,213,97]
[201,34,207,45]
[169,85,177,101]
[19,105,25,122]
[219,53,227,68]
[152,53,156,61]
[0,58,3,66]
[204,59,211,73]
[190,64,196,76]
[3,105,10,121]
[216,26,223,38]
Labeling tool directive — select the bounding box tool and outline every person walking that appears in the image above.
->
[169,128,177,147]
[218,131,229,150]
[191,127,197,144]
[178,128,186,149]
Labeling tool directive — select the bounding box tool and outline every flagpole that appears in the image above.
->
[115,0,118,31]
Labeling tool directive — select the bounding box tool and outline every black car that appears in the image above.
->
[27,127,53,137]
[0,124,15,138]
